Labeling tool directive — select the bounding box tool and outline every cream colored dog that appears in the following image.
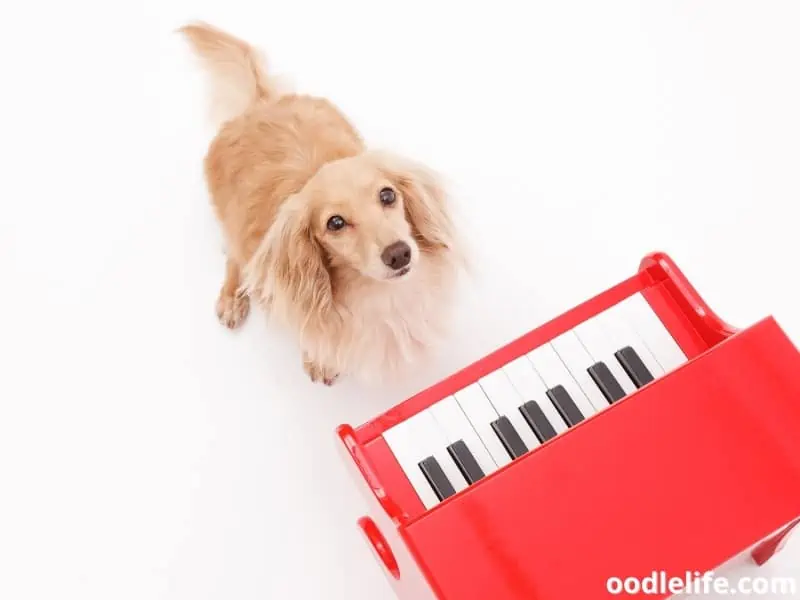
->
[180,22,464,385]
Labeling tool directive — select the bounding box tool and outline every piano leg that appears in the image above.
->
[358,516,400,579]
[750,517,800,566]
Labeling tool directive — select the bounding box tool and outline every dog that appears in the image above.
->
[178,22,465,385]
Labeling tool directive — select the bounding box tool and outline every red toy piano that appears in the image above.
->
[337,252,800,599]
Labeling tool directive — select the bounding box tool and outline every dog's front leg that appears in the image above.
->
[216,257,250,329]
[302,353,339,386]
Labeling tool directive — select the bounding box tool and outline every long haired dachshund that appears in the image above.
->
[179,22,465,385]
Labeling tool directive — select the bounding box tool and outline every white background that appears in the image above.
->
[1,1,799,598]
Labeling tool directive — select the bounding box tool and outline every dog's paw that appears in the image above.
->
[303,356,340,386]
[216,291,250,329]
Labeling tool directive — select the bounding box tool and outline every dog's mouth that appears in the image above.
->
[389,266,411,279]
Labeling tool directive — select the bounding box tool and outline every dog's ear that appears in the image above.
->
[243,192,335,336]
[371,151,456,253]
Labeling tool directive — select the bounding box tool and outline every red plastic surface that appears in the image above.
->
[402,318,800,599]
[336,251,800,600]
[752,518,800,566]
[638,252,738,356]
[358,517,400,579]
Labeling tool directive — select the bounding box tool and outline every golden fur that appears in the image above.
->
[179,22,464,385]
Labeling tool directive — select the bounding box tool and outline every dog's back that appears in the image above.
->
[179,22,364,264]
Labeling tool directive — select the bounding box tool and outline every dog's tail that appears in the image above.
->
[178,21,274,127]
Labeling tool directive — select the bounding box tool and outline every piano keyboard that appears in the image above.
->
[383,293,688,509]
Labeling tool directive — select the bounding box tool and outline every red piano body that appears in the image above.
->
[337,252,800,599]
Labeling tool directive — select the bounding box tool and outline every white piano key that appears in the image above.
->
[430,396,498,478]
[550,331,612,413]
[503,356,568,435]
[478,370,541,453]
[383,412,441,509]
[573,315,638,396]
[596,302,664,380]
[527,343,599,419]
[454,383,512,468]
[619,293,688,373]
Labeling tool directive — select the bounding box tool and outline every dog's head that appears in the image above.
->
[305,150,456,281]
[244,150,458,334]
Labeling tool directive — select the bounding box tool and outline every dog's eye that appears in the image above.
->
[379,187,396,206]
[326,215,346,231]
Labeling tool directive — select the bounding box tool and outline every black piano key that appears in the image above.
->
[418,456,457,501]
[588,361,627,403]
[546,385,585,427]
[447,440,485,484]
[491,416,529,459]
[615,346,655,389]
[519,401,558,443]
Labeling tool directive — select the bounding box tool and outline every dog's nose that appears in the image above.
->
[381,241,412,270]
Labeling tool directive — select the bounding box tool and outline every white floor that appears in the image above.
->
[1,1,799,599]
